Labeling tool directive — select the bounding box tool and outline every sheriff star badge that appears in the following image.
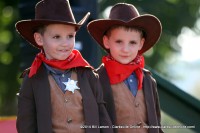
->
[62,78,80,93]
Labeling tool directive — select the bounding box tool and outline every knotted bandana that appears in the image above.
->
[102,55,144,89]
[29,49,93,77]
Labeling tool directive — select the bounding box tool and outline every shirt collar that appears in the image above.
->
[43,63,70,75]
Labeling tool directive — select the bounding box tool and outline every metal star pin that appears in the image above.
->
[62,78,80,93]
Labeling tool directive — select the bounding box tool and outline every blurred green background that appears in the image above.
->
[0,0,200,132]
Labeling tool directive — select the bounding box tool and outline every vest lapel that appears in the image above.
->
[32,65,52,133]
[143,72,159,133]
[77,68,100,133]
[99,65,117,124]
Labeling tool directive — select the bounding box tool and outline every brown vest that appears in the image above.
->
[48,71,85,133]
[111,82,148,133]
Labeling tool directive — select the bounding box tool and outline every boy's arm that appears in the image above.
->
[17,74,37,133]
[151,77,164,133]
[87,70,114,133]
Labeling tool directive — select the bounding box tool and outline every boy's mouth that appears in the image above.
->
[60,50,66,52]
[120,55,129,58]
[58,49,68,52]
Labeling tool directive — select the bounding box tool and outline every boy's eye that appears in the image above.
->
[67,34,74,39]
[115,40,122,43]
[130,41,137,45]
[53,35,60,39]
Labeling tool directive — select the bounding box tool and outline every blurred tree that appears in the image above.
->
[0,1,20,115]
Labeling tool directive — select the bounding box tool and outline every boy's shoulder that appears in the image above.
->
[95,63,106,75]
[142,68,157,84]
[20,67,31,78]
[96,63,104,71]
[75,67,99,78]
[76,66,95,73]
[143,68,155,79]
[143,68,152,75]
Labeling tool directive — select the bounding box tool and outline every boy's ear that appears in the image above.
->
[139,38,145,50]
[103,35,110,49]
[34,33,43,46]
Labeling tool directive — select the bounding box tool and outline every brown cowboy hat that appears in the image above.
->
[15,0,90,49]
[87,3,162,54]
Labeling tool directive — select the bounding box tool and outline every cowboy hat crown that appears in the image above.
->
[109,3,140,22]
[16,0,90,49]
[87,3,162,54]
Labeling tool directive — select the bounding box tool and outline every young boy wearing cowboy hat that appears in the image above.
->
[15,0,113,133]
[88,3,164,133]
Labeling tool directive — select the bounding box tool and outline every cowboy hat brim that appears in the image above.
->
[16,12,90,49]
[87,14,162,55]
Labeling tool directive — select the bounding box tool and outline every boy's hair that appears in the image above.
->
[104,25,146,39]
[34,25,48,35]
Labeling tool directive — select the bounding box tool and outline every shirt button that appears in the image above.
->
[135,102,139,107]
[137,122,142,126]
[62,74,65,77]
[130,79,133,82]
[67,118,72,123]
[65,99,68,103]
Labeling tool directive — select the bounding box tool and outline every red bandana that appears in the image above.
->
[29,49,93,77]
[102,55,144,89]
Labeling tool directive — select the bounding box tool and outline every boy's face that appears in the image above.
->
[34,24,76,60]
[103,27,144,64]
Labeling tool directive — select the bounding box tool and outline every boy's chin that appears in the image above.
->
[53,56,69,61]
[118,60,132,64]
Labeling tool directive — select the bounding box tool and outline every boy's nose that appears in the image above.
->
[122,45,129,52]
[61,39,71,46]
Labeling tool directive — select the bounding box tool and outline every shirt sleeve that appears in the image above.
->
[17,74,37,133]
